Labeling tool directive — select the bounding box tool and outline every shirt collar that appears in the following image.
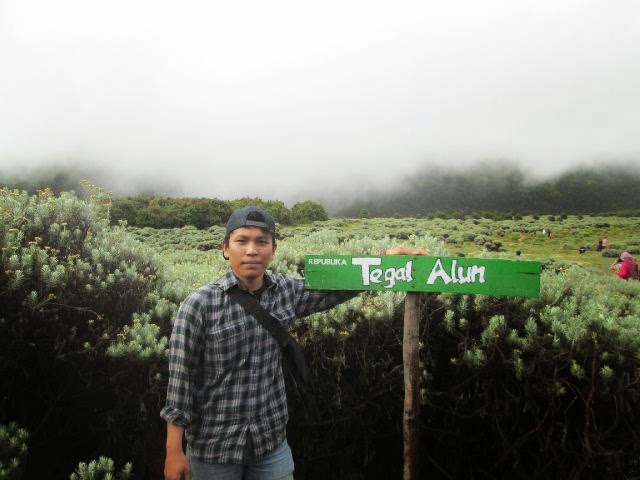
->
[217,267,277,292]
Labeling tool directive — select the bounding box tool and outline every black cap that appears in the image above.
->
[225,206,276,237]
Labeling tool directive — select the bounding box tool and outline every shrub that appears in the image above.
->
[69,457,132,480]
[422,268,640,477]
[0,422,29,480]
[0,188,166,477]
[291,200,329,224]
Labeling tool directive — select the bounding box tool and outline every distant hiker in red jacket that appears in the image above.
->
[614,252,639,280]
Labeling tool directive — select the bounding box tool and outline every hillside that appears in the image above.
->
[336,162,640,217]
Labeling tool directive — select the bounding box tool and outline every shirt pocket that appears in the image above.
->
[204,321,247,372]
[265,299,297,329]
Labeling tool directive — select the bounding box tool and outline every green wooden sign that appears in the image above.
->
[304,255,541,297]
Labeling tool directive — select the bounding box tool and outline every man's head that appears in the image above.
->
[223,206,277,247]
[222,206,277,290]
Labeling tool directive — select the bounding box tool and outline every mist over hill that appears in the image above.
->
[0,162,183,198]
[2,160,639,216]
[334,161,640,216]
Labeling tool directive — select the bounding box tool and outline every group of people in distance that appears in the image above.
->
[596,237,609,252]
[596,238,639,281]
[580,238,610,255]
[576,237,638,281]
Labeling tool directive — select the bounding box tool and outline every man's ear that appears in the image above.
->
[221,242,229,260]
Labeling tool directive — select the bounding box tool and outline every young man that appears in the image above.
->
[161,206,425,480]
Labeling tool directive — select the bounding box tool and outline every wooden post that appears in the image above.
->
[403,292,421,480]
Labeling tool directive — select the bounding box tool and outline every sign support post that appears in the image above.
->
[403,292,421,480]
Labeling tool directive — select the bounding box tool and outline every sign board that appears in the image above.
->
[304,255,541,297]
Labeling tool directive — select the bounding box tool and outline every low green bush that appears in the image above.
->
[0,422,29,480]
[423,268,640,477]
[69,457,132,480]
[0,188,166,478]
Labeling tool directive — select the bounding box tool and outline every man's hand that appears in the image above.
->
[164,450,191,480]
[384,247,429,256]
[165,423,191,480]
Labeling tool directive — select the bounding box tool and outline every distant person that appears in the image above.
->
[602,237,609,249]
[596,239,603,252]
[579,246,586,254]
[614,252,639,280]
[515,250,521,257]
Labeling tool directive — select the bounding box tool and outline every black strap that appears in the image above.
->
[227,287,292,348]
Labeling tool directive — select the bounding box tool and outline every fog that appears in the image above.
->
[1,1,639,204]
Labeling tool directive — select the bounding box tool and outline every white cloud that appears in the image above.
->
[1,0,639,201]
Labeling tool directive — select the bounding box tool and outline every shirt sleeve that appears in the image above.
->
[160,292,205,427]
[289,276,360,318]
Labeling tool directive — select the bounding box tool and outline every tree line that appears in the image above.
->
[109,196,328,228]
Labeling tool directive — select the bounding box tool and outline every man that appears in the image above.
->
[161,206,426,480]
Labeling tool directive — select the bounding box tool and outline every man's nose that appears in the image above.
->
[246,242,258,254]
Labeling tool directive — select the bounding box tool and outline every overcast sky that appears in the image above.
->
[1,1,639,202]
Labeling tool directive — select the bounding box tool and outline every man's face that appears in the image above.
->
[222,227,276,288]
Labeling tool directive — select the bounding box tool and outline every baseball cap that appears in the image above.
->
[225,206,276,237]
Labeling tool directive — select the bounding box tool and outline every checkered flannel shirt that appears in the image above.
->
[160,268,357,464]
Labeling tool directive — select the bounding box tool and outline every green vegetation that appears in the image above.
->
[69,457,132,480]
[275,215,640,278]
[1,188,639,478]
[110,195,232,229]
[110,195,328,229]
[0,422,28,480]
[0,187,167,478]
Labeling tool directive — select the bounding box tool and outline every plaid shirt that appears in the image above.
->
[160,268,357,464]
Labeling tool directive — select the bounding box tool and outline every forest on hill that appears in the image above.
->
[337,162,640,217]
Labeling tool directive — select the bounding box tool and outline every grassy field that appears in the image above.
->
[129,214,640,302]
[278,214,640,275]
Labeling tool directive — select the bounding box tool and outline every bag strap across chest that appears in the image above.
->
[227,287,292,347]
